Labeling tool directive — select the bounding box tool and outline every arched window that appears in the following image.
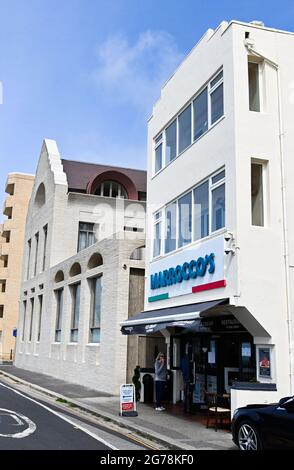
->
[95,181,128,199]
[69,262,82,277]
[34,183,46,209]
[54,270,64,283]
[87,253,103,270]
[130,246,145,260]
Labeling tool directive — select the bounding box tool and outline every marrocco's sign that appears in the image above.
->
[150,253,215,290]
[148,235,225,302]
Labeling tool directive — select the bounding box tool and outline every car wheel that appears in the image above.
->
[237,421,263,450]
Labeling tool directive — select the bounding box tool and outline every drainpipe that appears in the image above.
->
[245,40,294,394]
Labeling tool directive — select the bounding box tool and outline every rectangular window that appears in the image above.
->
[251,163,264,226]
[194,181,209,240]
[0,305,4,318]
[37,295,43,342]
[165,119,177,164]
[26,240,31,280]
[34,233,39,277]
[70,283,80,342]
[248,62,260,112]
[89,277,102,343]
[55,288,64,342]
[29,298,34,342]
[210,82,224,124]
[212,183,225,231]
[178,105,191,154]
[152,169,225,258]
[178,191,192,248]
[22,301,27,341]
[153,212,162,258]
[154,133,163,174]
[78,222,95,252]
[42,225,48,271]
[193,88,208,140]
[165,202,177,253]
[153,69,223,175]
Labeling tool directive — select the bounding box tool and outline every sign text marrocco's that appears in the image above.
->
[150,253,215,290]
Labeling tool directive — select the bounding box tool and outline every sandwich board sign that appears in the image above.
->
[119,384,138,417]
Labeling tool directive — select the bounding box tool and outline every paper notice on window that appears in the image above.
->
[208,351,215,364]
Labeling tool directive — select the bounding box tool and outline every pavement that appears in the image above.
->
[0,365,237,450]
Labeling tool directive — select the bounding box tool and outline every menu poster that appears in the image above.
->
[193,373,205,403]
[258,348,271,377]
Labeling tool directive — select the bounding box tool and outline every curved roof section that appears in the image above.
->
[61,159,146,194]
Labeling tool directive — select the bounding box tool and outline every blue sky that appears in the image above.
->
[1,0,294,211]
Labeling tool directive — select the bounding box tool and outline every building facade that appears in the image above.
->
[14,139,147,393]
[0,173,34,361]
[121,21,294,413]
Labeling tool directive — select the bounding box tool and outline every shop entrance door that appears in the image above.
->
[180,332,255,412]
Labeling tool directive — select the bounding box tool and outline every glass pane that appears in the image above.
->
[248,62,260,112]
[22,302,27,341]
[80,222,93,231]
[55,330,61,342]
[211,83,224,124]
[73,284,80,328]
[29,299,34,341]
[71,329,78,342]
[103,181,110,197]
[212,183,225,231]
[210,70,223,88]
[153,222,161,257]
[91,328,101,343]
[165,120,177,164]
[165,202,177,253]
[155,143,162,173]
[155,133,162,145]
[251,164,264,226]
[178,191,192,247]
[56,289,63,330]
[193,88,208,140]
[194,181,209,240]
[212,170,225,184]
[88,232,95,247]
[120,186,128,199]
[112,182,119,198]
[93,278,101,327]
[178,105,191,153]
[78,231,87,251]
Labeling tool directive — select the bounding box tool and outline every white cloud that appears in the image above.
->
[93,30,183,114]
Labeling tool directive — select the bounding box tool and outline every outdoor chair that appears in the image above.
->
[205,391,231,431]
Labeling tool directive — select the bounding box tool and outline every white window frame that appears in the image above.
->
[37,294,43,343]
[153,68,224,176]
[209,70,224,127]
[55,288,64,343]
[152,168,226,259]
[251,159,268,228]
[210,170,226,234]
[153,133,164,175]
[248,58,264,113]
[152,211,163,258]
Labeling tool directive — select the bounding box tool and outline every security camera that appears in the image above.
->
[224,232,233,242]
[225,249,235,255]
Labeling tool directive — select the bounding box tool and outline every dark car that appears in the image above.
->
[232,395,294,450]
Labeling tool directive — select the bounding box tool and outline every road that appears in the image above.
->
[0,379,150,450]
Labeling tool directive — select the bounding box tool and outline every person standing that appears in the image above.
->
[154,352,167,411]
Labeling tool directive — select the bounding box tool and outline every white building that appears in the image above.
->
[121,20,294,413]
[14,139,148,394]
